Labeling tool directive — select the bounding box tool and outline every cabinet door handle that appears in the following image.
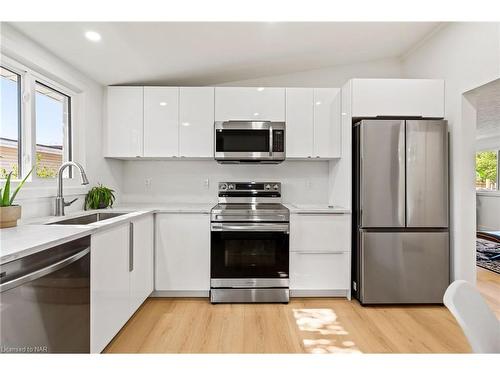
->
[129,222,134,272]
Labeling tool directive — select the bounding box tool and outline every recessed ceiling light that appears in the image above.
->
[159,102,167,106]
[315,101,322,106]
[181,122,190,127]
[257,87,265,92]
[253,112,260,116]
[84,31,101,42]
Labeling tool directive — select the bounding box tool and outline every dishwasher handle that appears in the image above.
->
[0,247,90,293]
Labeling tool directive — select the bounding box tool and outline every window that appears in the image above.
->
[476,150,499,191]
[35,82,72,178]
[0,58,75,183]
[0,66,21,178]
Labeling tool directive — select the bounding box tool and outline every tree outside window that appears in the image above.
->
[476,150,498,190]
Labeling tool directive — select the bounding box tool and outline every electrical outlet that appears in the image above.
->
[204,178,210,189]
[145,178,152,191]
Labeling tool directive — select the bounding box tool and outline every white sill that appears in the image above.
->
[476,190,500,197]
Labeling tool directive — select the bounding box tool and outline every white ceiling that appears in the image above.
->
[466,78,500,139]
[9,22,440,86]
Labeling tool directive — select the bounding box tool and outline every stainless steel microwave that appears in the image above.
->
[214,121,285,164]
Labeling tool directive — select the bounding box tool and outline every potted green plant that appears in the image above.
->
[0,168,33,228]
[84,184,116,210]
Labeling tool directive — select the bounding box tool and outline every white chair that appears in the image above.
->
[443,280,500,353]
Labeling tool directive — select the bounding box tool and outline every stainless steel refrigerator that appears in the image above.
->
[352,119,450,304]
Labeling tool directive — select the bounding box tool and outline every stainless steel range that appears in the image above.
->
[210,182,290,303]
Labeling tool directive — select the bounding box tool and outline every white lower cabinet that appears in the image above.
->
[129,215,154,313]
[91,223,130,353]
[289,213,350,296]
[155,213,210,294]
[290,252,349,293]
[91,214,154,353]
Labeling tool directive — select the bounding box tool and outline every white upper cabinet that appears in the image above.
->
[179,87,214,157]
[144,87,179,157]
[313,88,341,158]
[285,88,341,159]
[105,85,344,159]
[215,87,285,121]
[351,79,445,118]
[106,87,143,157]
[285,88,314,158]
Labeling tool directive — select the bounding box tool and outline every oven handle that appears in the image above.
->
[211,223,289,233]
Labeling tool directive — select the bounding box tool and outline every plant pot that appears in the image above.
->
[0,205,21,228]
[98,202,109,209]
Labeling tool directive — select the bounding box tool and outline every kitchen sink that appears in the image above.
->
[47,212,126,225]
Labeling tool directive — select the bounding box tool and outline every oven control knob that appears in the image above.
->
[220,183,228,190]
[273,184,279,190]
[228,184,235,190]
[265,184,271,190]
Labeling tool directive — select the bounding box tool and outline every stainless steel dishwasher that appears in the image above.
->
[0,236,90,353]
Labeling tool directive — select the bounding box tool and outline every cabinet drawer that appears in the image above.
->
[290,252,349,290]
[290,213,350,253]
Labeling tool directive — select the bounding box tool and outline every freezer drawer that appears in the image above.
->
[360,231,449,304]
[406,120,449,228]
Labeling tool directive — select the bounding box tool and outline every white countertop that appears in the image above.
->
[1,208,150,265]
[1,201,348,265]
[112,202,215,213]
[285,203,350,214]
[0,224,94,265]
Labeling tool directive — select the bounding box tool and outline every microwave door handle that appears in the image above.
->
[269,125,273,157]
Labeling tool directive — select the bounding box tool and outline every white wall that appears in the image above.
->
[477,193,500,231]
[218,57,402,87]
[0,24,123,219]
[121,160,330,205]
[402,22,500,283]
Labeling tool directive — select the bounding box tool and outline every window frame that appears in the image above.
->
[1,55,78,184]
[475,148,500,193]
[34,79,73,179]
[1,64,24,179]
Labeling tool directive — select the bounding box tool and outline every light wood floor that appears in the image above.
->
[105,268,500,354]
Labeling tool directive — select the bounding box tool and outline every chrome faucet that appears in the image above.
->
[55,161,89,216]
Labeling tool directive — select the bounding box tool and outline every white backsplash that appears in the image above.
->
[121,160,330,205]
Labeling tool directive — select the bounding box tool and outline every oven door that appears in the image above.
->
[214,121,284,162]
[210,223,289,283]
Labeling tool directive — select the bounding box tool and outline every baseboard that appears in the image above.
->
[290,289,348,297]
[151,290,209,297]
[151,290,349,298]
